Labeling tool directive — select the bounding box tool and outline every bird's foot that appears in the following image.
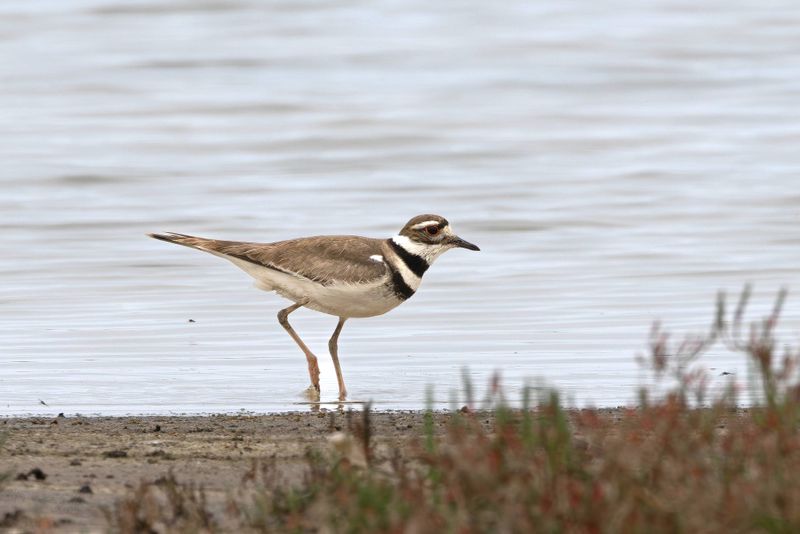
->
[303,385,321,401]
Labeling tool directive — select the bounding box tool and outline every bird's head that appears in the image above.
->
[392,214,480,263]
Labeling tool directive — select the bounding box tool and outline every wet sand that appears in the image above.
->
[0,411,488,532]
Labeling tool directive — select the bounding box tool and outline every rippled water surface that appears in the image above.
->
[2,0,800,414]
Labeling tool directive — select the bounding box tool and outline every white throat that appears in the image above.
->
[391,235,448,264]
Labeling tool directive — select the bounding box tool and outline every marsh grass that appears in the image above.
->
[108,287,800,533]
[105,472,215,533]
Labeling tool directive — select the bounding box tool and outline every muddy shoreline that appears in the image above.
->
[0,411,534,532]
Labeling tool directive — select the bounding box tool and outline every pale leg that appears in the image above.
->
[277,302,320,393]
[328,317,348,400]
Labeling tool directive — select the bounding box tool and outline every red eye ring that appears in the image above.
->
[425,226,439,236]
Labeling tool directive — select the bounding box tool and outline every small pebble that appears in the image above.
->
[29,468,47,480]
[16,468,47,481]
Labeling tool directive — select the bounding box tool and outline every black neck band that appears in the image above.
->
[388,238,430,278]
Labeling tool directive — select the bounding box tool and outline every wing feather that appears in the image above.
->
[149,232,388,286]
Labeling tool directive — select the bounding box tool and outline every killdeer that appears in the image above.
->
[149,214,479,401]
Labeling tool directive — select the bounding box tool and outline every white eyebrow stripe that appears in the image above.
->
[410,220,441,230]
[369,254,384,263]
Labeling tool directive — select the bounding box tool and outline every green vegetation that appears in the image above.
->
[108,287,800,533]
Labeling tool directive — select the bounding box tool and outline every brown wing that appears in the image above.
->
[149,232,388,286]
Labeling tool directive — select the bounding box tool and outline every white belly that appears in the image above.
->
[230,258,404,318]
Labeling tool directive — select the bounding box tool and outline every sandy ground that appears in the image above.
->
[0,411,476,532]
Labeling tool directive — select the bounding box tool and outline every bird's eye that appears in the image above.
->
[425,226,439,236]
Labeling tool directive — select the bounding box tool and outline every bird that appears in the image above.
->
[148,214,479,401]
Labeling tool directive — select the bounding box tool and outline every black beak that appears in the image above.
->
[450,236,480,251]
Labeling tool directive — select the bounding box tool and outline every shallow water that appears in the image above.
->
[2,0,800,414]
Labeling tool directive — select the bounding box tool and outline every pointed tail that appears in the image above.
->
[147,232,219,252]
[148,232,263,263]
[147,232,243,256]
